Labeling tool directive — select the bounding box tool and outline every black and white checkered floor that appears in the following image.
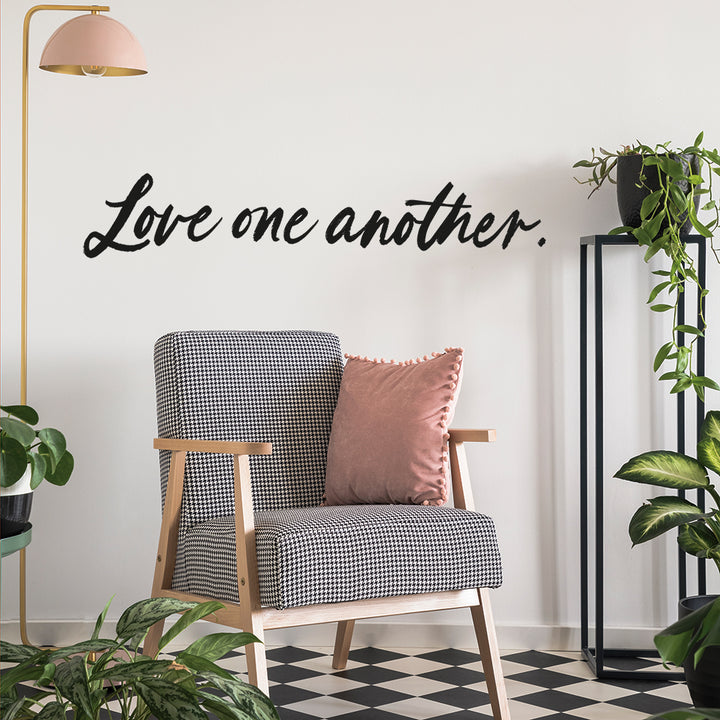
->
[203,646,691,719]
[8,646,693,719]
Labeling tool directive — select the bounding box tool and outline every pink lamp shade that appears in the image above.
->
[39,13,147,77]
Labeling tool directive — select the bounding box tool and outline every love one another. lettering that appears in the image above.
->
[83,173,546,258]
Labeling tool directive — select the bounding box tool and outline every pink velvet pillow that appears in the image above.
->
[323,348,464,506]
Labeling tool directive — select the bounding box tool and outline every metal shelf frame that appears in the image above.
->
[580,234,707,680]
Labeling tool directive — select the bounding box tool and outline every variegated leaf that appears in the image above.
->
[92,659,175,682]
[700,410,720,444]
[115,598,198,640]
[698,437,720,477]
[0,640,42,663]
[53,657,94,719]
[206,674,279,720]
[615,451,709,490]
[48,639,118,661]
[159,600,225,651]
[629,497,708,544]
[35,701,68,720]
[677,522,720,557]
[134,677,207,720]
[180,632,261,663]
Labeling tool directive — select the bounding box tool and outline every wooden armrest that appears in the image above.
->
[154,438,272,455]
[449,428,496,443]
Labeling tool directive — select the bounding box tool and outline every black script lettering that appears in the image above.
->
[84,173,222,258]
[325,208,363,244]
[471,209,541,248]
[231,206,317,244]
[326,208,416,247]
[406,182,472,250]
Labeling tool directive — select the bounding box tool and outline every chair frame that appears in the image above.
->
[144,429,510,720]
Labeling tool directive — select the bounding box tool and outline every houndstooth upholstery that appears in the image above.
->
[182,505,503,609]
[154,330,343,593]
[154,330,503,608]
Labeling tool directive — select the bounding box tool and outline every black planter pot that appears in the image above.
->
[1,492,33,538]
[679,595,720,707]
[616,153,700,236]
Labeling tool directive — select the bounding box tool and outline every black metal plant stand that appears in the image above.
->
[580,234,707,680]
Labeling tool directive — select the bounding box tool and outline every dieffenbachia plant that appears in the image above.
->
[615,409,720,669]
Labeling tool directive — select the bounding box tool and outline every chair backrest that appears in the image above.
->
[154,331,343,529]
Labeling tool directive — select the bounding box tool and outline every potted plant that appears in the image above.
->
[574,133,720,400]
[615,409,720,706]
[1,404,74,538]
[0,596,279,720]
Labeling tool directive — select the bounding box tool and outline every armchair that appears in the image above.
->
[144,331,509,720]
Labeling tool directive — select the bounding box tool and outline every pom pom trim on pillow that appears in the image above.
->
[323,347,464,506]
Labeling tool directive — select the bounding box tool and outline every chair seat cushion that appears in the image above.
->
[178,505,502,610]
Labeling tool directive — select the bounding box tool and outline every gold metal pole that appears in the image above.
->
[19,548,29,644]
[20,4,109,405]
[17,2,110,646]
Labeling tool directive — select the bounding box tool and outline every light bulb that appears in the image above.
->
[81,64,107,77]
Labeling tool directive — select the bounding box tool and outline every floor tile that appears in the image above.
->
[5,645,693,720]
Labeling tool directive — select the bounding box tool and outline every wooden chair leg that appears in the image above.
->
[245,622,269,695]
[332,619,355,669]
[471,588,510,720]
[143,619,165,658]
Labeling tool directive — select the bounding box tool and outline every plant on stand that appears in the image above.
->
[0,404,74,537]
[574,132,720,400]
[0,596,279,720]
[615,410,720,707]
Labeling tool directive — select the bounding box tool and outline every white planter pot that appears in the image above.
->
[0,466,33,497]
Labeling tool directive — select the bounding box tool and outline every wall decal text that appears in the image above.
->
[84,173,547,258]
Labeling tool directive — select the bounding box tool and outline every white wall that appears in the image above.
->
[2,0,720,648]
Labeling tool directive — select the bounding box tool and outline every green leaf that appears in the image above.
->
[675,324,703,336]
[91,596,114,641]
[205,674,279,720]
[0,417,36,447]
[52,656,94,719]
[609,225,635,235]
[653,342,674,372]
[698,437,720,476]
[640,190,663,220]
[37,662,56,687]
[659,371,685,381]
[652,269,672,277]
[694,376,720,391]
[134,677,207,720]
[45,450,73,486]
[694,131,705,147]
[693,597,720,665]
[1,405,38,425]
[28,453,47,490]
[677,522,719,557]
[92,658,176,682]
[0,641,42,663]
[615,450,709,490]
[47,639,118,662]
[671,376,693,394]
[0,697,30,720]
[181,632,261,663]
[115,597,199,642]
[0,437,28,487]
[648,281,671,304]
[173,652,235,681]
[629,497,709,545]
[646,710,720,720]
[197,693,256,720]
[37,428,66,464]
[159,600,225,651]
[35,702,68,720]
[700,410,720,444]
[650,304,673,312]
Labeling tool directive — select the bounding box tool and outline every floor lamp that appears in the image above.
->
[9,3,147,644]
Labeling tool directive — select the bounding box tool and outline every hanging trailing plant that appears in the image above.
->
[574,132,720,400]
